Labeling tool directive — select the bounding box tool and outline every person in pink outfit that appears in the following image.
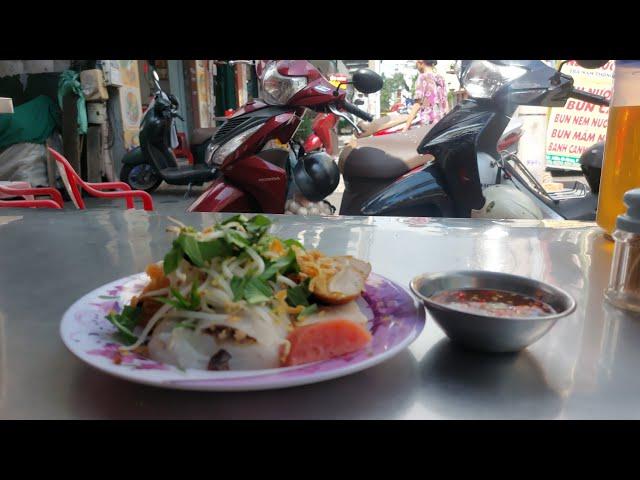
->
[402,60,449,132]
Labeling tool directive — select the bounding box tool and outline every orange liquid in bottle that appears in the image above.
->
[596,105,640,235]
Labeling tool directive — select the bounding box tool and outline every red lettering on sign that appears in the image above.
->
[572,131,596,142]
[552,129,572,139]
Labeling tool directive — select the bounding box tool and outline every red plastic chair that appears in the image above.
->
[47,147,154,211]
[0,181,64,209]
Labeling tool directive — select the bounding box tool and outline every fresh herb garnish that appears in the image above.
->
[283,238,304,250]
[199,238,233,261]
[243,277,273,304]
[221,214,248,225]
[163,240,183,275]
[106,305,141,345]
[225,229,250,250]
[230,275,274,304]
[164,235,234,275]
[230,276,248,302]
[245,215,272,237]
[260,249,298,281]
[177,234,205,267]
[286,278,311,307]
[155,283,200,310]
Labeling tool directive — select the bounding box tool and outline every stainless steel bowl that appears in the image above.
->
[410,270,576,353]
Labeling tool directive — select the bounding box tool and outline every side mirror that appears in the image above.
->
[576,60,609,70]
[352,68,383,94]
[354,99,365,105]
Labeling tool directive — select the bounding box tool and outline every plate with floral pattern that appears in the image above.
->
[60,271,425,391]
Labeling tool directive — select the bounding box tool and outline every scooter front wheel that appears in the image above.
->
[120,163,162,193]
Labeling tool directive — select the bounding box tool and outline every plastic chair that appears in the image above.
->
[47,147,154,211]
[0,181,34,201]
[0,181,64,209]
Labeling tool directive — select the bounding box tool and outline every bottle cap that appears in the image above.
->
[616,188,640,233]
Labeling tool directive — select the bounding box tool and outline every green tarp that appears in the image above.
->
[57,70,87,135]
[0,95,61,149]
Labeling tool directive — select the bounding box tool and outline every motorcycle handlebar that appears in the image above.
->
[342,101,374,122]
[569,88,610,107]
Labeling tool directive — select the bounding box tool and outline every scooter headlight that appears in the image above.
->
[261,62,307,105]
[461,61,527,99]
[209,124,264,166]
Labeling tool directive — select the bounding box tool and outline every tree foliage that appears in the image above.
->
[380,73,411,112]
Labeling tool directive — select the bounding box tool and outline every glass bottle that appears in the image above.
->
[605,188,640,312]
[596,60,640,236]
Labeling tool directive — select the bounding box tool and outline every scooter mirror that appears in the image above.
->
[352,68,384,95]
[576,60,608,69]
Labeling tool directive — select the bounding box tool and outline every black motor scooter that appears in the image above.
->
[339,60,609,220]
[119,61,217,193]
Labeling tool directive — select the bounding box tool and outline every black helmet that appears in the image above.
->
[579,142,604,194]
[293,152,340,202]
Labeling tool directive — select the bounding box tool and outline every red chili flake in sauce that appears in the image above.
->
[430,288,555,318]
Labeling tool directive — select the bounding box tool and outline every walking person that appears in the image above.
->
[402,60,449,132]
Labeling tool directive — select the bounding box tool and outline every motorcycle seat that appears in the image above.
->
[339,124,434,180]
[191,127,218,146]
[160,164,215,185]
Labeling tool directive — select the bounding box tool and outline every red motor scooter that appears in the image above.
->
[188,60,382,213]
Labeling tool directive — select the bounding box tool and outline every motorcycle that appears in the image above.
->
[119,60,218,193]
[339,60,609,220]
[187,60,382,214]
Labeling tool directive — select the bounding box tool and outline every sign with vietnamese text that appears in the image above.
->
[545,60,614,170]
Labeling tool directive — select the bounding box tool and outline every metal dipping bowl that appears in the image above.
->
[410,270,576,353]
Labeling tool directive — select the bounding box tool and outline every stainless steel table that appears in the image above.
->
[0,209,637,419]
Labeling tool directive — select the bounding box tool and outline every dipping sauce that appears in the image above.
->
[429,288,556,318]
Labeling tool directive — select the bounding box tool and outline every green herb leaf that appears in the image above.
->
[259,249,297,281]
[286,278,311,307]
[243,277,273,304]
[170,287,190,308]
[284,239,304,250]
[221,214,248,225]
[105,305,141,345]
[246,215,272,237]
[163,242,183,275]
[225,230,250,250]
[230,276,247,302]
[298,303,318,320]
[177,234,205,267]
[198,238,232,261]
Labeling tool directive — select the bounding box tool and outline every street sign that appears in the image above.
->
[545,61,613,170]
